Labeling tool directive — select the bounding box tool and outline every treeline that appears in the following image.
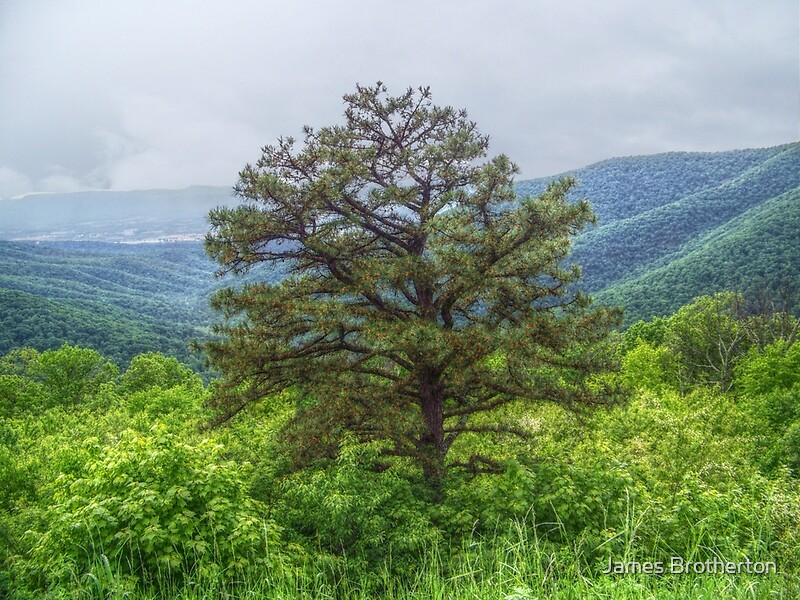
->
[1,292,799,598]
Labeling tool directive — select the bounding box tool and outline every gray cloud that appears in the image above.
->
[1,0,797,198]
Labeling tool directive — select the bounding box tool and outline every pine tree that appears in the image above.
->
[204,83,620,491]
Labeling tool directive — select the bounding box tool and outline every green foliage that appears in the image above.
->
[619,339,679,393]
[121,351,202,395]
[734,341,800,475]
[662,292,747,391]
[620,292,799,396]
[28,425,279,587]
[0,373,45,419]
[0,344,117,413]
[619,316,668,352]
[446,456,636,558]
[736,341,800,398]
[585,387,797,566]
[776,421,800,475]
[125,385,207,426]
[277,437,438,577]
[3,248,800,598]
[0,444,34,513]
[31,344,118,405]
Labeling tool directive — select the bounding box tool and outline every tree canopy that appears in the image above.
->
[204,83,620,489]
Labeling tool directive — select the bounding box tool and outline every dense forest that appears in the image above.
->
[599,186,800,322]
[1,142,799,598]
[0,242,215,371]
[522,143,800,323]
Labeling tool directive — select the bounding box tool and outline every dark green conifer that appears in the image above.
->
[204,83,620,489]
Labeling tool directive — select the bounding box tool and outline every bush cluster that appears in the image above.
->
[1,293,799,598]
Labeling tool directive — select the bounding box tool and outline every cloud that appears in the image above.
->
[0,167,32,200]
[100,95,268,190]
[1,0,797,195]
[0,165,97,200]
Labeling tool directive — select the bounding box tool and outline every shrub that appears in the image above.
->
[0,345,117,410]
[736,341,800,398]
[620,339,679,393]
[277,436,438,578]
[121,352,202,395]
[126,384,206,422]
[27,425,281,588]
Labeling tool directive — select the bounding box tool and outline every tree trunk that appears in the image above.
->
[418,370,446,498]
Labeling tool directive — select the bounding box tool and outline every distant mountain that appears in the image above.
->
[518,143,800,323]
[0,185,236,241]
[0,143,797,363]
[596,185,800,323]
[516,145,790,225]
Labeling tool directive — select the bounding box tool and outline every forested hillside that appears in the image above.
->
[518,143,800,323]
[0,289,202,370]
[571,144,800,299]
[599,186,800,322]
[0,242,216,369]
[0,240,287,369]
[0,143,797,361]
[516,144,790,224]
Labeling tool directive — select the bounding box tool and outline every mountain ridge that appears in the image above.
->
[0,142,797,360]
[2,143,795,242]
[569,143,800,293]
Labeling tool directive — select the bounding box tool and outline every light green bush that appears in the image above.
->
[121,352,202,395]
[0,345,117,411]
[277,436,438,578]
[620,339,679,393]
[736,341,800,398]
[27,425,281,588]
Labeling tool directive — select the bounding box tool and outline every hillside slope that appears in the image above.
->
[0,240,287,366]
[0,288,206,369]
[0,143,796,361]
[571,143,800,294]
[0,241,218,368]
[597,186,800,323]
[515,144,790,225]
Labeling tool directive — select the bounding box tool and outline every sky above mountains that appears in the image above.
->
[0,0,797,199]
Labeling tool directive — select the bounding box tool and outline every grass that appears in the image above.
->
[53,516,797,600]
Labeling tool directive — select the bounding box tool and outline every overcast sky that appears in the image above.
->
[0,0,797,199]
